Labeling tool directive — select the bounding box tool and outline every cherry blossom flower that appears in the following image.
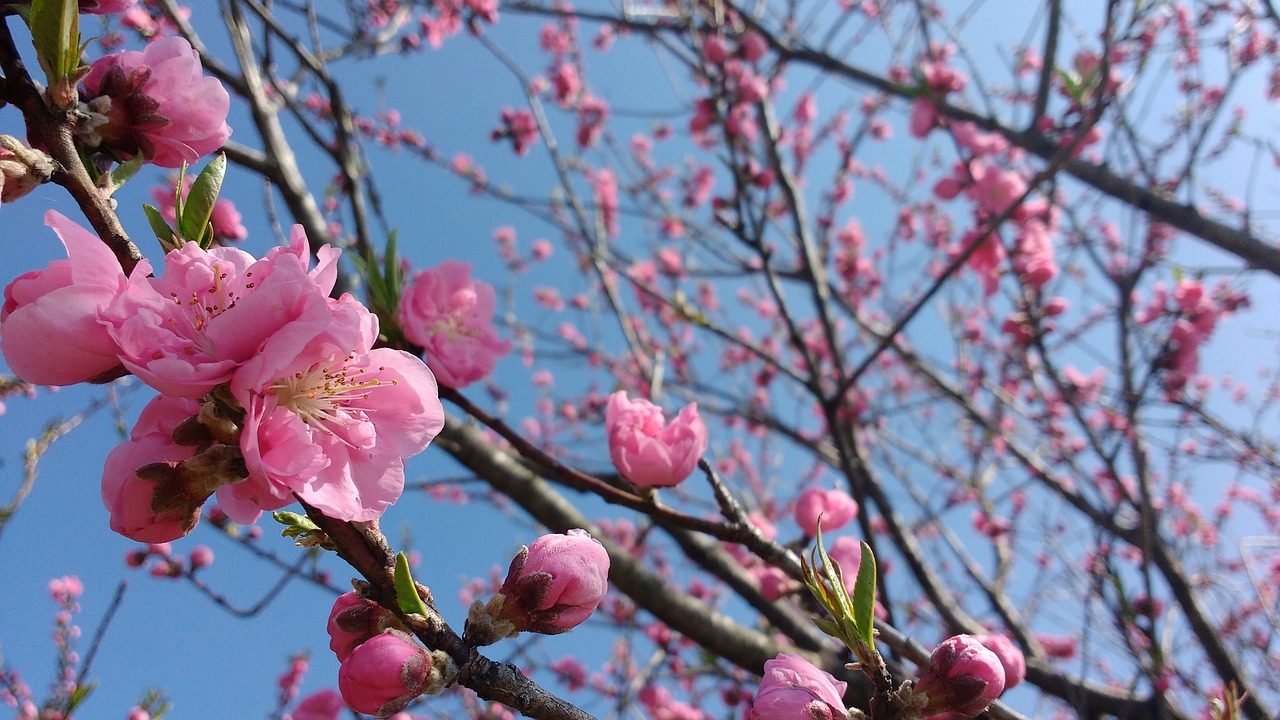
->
[1,211,126,386]
[794,487,859,536]
[605,391,708,488]
[398,260,511,389]
[338,631,431,716]
[750,653,847,720]
[100,395,203,542]
[81,36,231,167]
[102,228,347,397]
[228,339,445,524]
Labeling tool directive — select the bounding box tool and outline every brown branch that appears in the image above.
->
[0,19,141,275]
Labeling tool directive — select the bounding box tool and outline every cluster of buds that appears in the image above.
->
[327,591,455,717]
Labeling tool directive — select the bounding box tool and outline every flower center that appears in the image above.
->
[270,355,393,433]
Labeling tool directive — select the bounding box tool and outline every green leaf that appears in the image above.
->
[143,204,177,252]
[273,511,318,533]
[65,679,97,712]
[851,541,877,648]
[179,154,226,243]
[812,618,843,639]
[105,155,145,196]
[394,552,429,617]
[29,0,79,85]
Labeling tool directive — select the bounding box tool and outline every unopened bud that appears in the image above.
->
[913,634,1006,718]
[337,631,431,717]
[0,136,55,205]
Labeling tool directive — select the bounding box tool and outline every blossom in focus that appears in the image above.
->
[150,175,248,242]
[338,631,431,717]
[914,634,1006,717]
[1,211,126,385]
[793,487,859,536]
[81,36,231,167]
[605,391,708,488]
[398,260,511,388]
[101,228,345,397]
[750,653,847,720]
[228,322,445,524]
[100,395,203,542]
[496,529,610,635]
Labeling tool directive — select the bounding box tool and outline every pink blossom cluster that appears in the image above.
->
[324,592,453,716]
[0,213,445,542]
[1135,278,1248,394]
[931,122,1060,297]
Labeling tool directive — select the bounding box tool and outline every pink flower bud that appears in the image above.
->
[80,0,137,14]
[328,592,397,661]
[793,487,859,536]
[750,653,847,720]
[101,396,205,543]
[498,529,610,634]
[337,631,431,717]
[974,634,1025,689]
[189,545,214,570]
[915,635,1006,717]
[703,36,728,64]
[740,32,768,62]
[605,391,708,488]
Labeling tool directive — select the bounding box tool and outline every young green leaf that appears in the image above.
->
[179,154,226,243]
[28,0,79,87]
[143,204,177,252]
[394,551,430,617]
[106,155,145,196]
[851,541,877,648]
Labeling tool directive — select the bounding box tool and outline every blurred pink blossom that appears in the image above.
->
[399,260,511,388]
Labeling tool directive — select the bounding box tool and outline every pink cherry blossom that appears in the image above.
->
[81,36,231,167]
[227,342,445,524]
[337,631,431,717]
[398,260,511,389]
[915,635,1006,717]
[102,228,348,397]
[100,395,203,542]
[750,653,847,720]
[1,211,126,386]
[605,391,709,488]
[498,529,610,633]
[285,688,346,720]
[794,487,859,536]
